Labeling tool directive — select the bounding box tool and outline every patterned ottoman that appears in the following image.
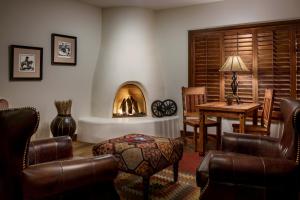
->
[92,134,183,200]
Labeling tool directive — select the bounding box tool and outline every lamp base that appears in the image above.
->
[235,95,240,104]
[231,72,238,96]
[230,72,240,104]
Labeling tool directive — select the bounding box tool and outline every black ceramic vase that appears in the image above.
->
[50,100,76,139]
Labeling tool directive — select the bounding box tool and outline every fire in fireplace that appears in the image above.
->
[112,83,146,117]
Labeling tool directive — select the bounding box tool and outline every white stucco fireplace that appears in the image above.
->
[77,116,180,143]
[78,81,180,143]
[77,7,180,143]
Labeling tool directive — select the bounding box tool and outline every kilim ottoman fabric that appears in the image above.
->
[92,134,183,200]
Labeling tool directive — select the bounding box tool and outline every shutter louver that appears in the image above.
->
[257,30,274,107]
[257,29,291,111]
[190,33,221,102]
[273,30,291,110]
[223,31,253,102]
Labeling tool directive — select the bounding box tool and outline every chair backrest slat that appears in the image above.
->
[261,89,274,132]
[186,94,205,113]
[182,87,207,118]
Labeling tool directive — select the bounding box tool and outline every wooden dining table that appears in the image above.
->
[196,102,261,156]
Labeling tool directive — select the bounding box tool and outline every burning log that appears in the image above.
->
[119,96,139,115]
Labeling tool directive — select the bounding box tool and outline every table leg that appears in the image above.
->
[239,113,246,133]
[194,126,198,152]
[253,109,258,125]
[198,111,205,156]
[216,117,222,150]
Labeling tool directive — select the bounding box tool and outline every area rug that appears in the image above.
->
[178,151,202,174]
[115,168,200,200]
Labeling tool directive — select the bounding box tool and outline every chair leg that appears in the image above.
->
[233,124,240,133]
[204,126,207,151]
[143,176,150,200]
[204,126,208,144]
[183,123,187,145]
[233,126,237,132]
[216,124,221,150]
[173,161,179,182]
[194,126,198,152]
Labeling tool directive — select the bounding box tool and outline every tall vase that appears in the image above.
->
[50,99,76,139]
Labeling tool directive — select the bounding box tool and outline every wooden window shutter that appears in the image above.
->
[257,27,292,111]
[257,29,274,107]
[223,31,253,102]
[189,20,300,116]
[189,32,222,102]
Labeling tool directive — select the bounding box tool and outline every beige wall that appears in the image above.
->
[0,0,102,139]
[155,0,300,135]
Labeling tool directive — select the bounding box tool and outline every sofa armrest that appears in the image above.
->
[22,154,118,200]
[221,132,280,157]
[209,154,297,187]
[28,136,73,165]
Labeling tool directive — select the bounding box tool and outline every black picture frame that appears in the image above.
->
[10,45,43,81]
[51,33,77,65]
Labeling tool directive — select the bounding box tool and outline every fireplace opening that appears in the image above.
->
[112,83,147,118]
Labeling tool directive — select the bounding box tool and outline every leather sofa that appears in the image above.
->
[196,98,300,200]
[0,107,119,200]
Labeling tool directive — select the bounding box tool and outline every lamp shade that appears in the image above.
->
[219,56,249,72]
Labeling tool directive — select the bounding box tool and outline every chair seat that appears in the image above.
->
[184,119,219,127]
[232,123,268,135]
[184,118,221,151]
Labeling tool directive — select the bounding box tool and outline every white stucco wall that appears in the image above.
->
[155,0,300,137]
[91,7,165,118]
[0,0,102,139]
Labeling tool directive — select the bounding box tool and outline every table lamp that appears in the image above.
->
[219,55,249,103]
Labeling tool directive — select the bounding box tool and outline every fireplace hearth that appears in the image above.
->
[112,83,146,118]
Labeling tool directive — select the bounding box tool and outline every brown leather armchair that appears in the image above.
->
[196,98,300,200]
[0,107,119,200]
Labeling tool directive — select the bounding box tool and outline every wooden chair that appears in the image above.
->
[0,99,8,110]
[182,86,221,151]
[232,88,274,135]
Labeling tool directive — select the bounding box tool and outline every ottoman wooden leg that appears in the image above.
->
[173,161,179,182]
[143,176,150,200]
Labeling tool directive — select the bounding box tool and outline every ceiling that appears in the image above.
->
[80,0,223,10]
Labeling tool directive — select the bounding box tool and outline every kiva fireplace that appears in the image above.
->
[112,83,146,117]
[77,80,181,143]
[76,8,181,143]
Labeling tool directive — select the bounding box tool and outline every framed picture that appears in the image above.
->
[51,33,77,65]
[10,45,43,81]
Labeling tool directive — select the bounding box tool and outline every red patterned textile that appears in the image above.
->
[93,134,183,178]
